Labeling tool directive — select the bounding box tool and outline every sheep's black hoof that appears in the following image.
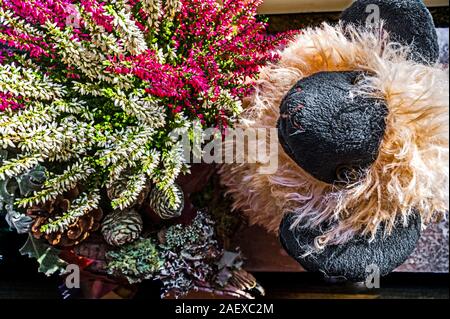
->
[279,213,421,282]
[341,0,439,64]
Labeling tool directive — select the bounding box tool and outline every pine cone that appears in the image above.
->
[27,188,103,247]
[149,184,184,220]
[101,209,143,247]
[107,180,150,207]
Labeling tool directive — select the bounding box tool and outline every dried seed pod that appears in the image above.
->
[148,184,184,220]
[27,187,103,247]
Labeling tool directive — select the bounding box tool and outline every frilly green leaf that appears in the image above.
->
[19,234,68,277]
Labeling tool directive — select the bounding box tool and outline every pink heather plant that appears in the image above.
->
[0,0,295,297]
[0,0,291,126]
[0,91,21,110]
[0,0,294,237]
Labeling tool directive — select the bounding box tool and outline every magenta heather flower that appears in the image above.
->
[0,92,23,111]
[2,0,76,28]
[0,0,294,126]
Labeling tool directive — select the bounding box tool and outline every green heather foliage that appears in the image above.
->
[0,0,286,238]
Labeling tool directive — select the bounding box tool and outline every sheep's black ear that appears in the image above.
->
[341,0,439,64]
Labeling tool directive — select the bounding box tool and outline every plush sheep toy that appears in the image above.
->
[220,0,449,282]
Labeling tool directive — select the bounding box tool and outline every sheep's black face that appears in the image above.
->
[277,71,388,184]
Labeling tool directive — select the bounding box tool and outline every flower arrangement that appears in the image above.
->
[0,0,287,298]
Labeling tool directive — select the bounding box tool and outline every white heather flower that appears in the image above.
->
[163,0,182,19]
[109,8,148,55]
[141,0,162,28]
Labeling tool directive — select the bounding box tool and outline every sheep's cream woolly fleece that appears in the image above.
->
[220,24,449,248]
